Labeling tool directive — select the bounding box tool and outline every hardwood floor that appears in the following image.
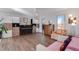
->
[0,33,56,51]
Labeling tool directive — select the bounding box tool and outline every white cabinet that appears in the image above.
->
[12,17,20,23]
[2,30,12,38]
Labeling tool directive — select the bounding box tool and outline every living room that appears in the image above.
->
[36,8,79,51]
[0,8,79,51]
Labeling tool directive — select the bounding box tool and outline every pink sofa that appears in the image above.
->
[66,37,79,51]
[47,36,79,51]
[36,41,63,51]
[36,36,79,51]
[47,41,63,51]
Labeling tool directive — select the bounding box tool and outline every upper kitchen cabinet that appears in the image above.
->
[12,17,20,23]
[20,17,31,25]
[4,16,12,23]
[33,18,39,24]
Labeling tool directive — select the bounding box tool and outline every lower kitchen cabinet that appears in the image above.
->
[12,27,20,36]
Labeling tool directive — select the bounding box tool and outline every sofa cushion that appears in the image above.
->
[67,37,79,51]
[47,41,63,51]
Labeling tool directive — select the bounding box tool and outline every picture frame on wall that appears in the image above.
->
[68,16,77,24]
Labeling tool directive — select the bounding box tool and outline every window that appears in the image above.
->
[57,15,64,24]
[57,15,65,29]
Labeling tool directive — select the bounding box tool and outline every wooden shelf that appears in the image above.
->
[44,25,52,36]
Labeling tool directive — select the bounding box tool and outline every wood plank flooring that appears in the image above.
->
[0,33,56,51]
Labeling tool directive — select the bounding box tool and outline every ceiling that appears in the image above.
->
[36,8,67,16]
[0,8,67,17]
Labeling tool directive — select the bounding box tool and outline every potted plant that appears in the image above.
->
[0,18,7,39]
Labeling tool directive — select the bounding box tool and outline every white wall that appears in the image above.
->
[49,9,79,36]
[38,9,79,36]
